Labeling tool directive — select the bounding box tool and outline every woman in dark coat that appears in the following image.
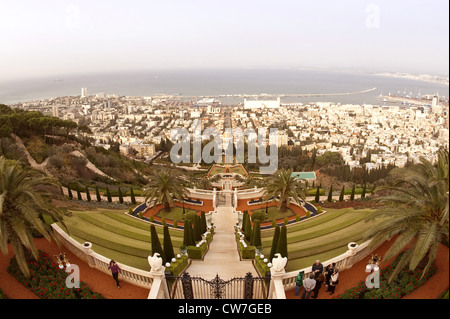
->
[324,262,336,291]
[312,273,325,299]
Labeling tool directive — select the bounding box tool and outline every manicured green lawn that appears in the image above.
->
[229,165,247,175]
[209,166,225,176]
[259,208,384,272]
[156,206,199,222]
[251,206,295,222]
[55,208,185,271]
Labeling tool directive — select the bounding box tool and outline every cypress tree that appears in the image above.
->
[163,225,175,263]
[276,225,288,259]
[106,186,112,203]
[200,211,207,233]
[327,185,333,202]
[314,186,320,203]
[95,185,101,202]
[183,220,192,247]
[85,186,91,202]
[350,184,356,201]
[189,219,196,245]
[130,187,136,205]
[194,215,202,242]
[269,225,280,261]
[150,224,165,264]
[242,210,248,232]
[244,213,252,242]
[251,220,261,248]
[118,187,124,204]
[339,185,345,202]
[67,187,73,200]
[361,184,367,199]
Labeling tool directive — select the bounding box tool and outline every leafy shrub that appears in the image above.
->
[184,211,197,224]
[336,252,437,299]
[251,211,265,223]
[0,288,8,299]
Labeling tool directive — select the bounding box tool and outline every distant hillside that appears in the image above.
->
[0,104,156,191]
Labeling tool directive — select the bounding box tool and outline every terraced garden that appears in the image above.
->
[260,207,382,272]
[53,206,384,275]
[55,208,185,271]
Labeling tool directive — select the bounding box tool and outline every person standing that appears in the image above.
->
[108,260,122,288]
[312,273,325,299]
[301,273,316,299]
[294,271,305,297]
[324,262,336,290]
[312,260,323,279]
[328,269,339,295]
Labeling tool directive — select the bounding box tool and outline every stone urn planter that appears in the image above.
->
[83,242,92,254]
[347,242,358,255]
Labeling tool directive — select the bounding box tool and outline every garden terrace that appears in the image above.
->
[207,163,248,177]
[259,207,382,272]
[55,208,186,271]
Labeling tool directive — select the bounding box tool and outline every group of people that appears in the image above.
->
[294,260,340,299]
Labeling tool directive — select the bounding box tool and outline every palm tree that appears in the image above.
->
[143,170,188,212]
[193,177,213,190]
[263,168,306,212]
[365,149,449,282]
[0,156,65,277]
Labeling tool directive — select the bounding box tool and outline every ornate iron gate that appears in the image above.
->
[166,272,270,299]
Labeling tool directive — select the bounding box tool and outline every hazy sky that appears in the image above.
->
[0,0,448,81]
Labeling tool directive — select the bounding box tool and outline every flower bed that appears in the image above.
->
[7,250,104,299]
[336,253,437,299]
[0,288,8,299]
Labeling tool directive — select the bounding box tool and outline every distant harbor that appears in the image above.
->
[1,69,448,105]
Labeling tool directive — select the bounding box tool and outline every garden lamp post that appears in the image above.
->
[365,254,382,273]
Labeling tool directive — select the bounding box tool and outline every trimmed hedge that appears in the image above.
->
[165,255,189,276]
[7,251,104,299]
[235,229,255,259]
[188,242,208,260]
[254,255,270,277]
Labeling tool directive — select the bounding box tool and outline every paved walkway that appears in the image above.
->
[185,206,257,280]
